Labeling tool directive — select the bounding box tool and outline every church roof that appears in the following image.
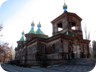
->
[36,22,44,34]
[51,12,82,24]
[28,21,35,34]
[19,31,25,41]
[29,29,35,34]
[36,30,44,34]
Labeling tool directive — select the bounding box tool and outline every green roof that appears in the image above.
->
[36,29,44,34]
[19,36,24,41]
[36,22,44,34]
[19,32,25,41]
[28,21,35,34]
[29,29,35,34]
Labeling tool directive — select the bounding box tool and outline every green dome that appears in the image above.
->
[29,29,35,34]
[28,21,35,34]
[36,22,44,34]
[36,29,44,34]
[19,32,25,41]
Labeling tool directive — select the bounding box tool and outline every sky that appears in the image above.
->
[0,0,96,48]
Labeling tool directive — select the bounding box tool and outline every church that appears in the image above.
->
[15,2,90,67]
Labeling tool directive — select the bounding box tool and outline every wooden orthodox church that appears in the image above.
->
[15,2,90,67]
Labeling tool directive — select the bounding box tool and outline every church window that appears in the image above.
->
[57,22,63,31]
[70,22,76,30]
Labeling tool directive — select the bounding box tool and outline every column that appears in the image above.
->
[62,17,68,31]
[53,24,58,35]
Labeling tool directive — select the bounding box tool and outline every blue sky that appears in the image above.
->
[0,0,32,45]
[0,0,96,47]
[0,0,31,21]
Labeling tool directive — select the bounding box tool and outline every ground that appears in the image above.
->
[1,58,96,72]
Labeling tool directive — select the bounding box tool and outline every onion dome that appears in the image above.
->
[29,21,35,34]
[19,31,25,41]
[63,2,68,12]
[36,22,44,34]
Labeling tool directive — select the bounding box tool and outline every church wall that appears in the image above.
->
[21,47,26,64]
[25,42,39,66]
[63,40,69,53]
[46,38,65,65]
[36,42,47,66]
[83,43,90,58]
[62,40,71,59]
[15,42,40,66]
[62,38,90,59]
[15,35,90,66]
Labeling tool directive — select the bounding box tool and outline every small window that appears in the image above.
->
[70,22,76,30]
[57,22,63,31]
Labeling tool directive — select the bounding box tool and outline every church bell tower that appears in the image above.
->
[51,2,83,38]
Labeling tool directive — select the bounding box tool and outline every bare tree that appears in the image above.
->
[84,24,90,40]
[0,47,5,63]
[0,25,12,63]
[0,43,13,63]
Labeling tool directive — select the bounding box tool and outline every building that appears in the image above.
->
[15,2,90,67]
